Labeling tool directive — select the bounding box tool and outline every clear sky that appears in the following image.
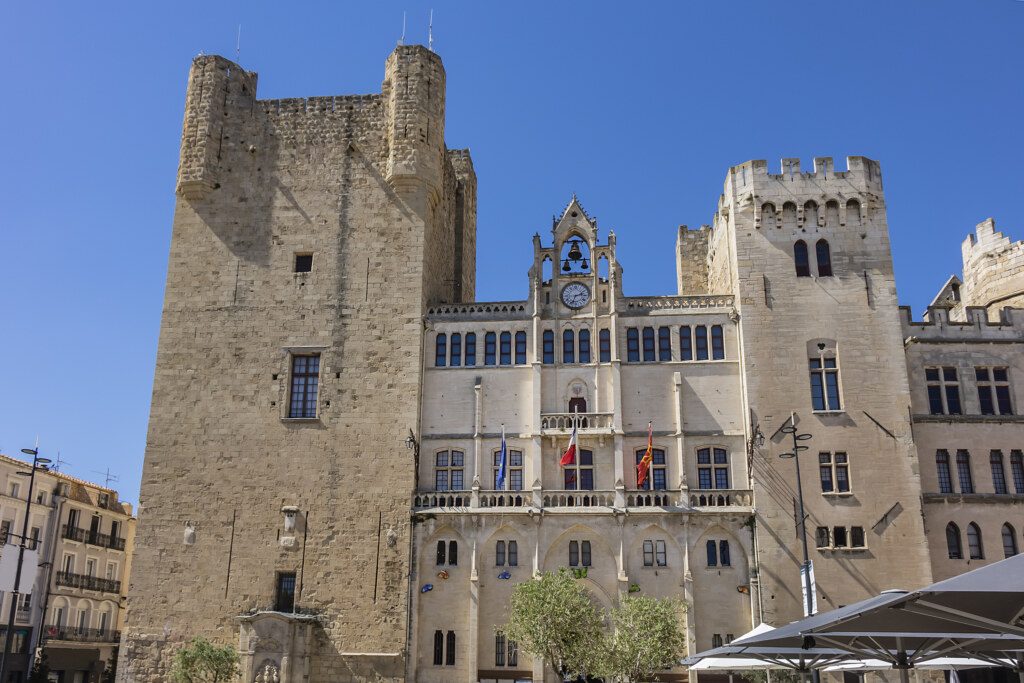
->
[1,1,1021,503]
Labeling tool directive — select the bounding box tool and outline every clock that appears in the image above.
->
[560,282,591,309]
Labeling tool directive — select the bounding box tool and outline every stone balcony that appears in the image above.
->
[413,487,753,512]
[539,412,614,435]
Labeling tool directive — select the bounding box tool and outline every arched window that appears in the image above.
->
[485,332,496,365]
[642,327,655,362]
[804,201,819,228]
[658,327,671,361]
[599,329,611,362]
[578,328,591,363]
[680,326,693,361]
[508,540,518,566]
[1012,450,1024,494]
[967,522,983,559]
[761,202,777,230]
[445,630,456,665]
[435,334,447,367]
[496,540,506,566]
[562,329,575,364]
[448,540,458,565]
[465,333,476,366]
[695,326,708,361]
[542,330,554,364]
[433,630,444,665]
[449,333,461,367]
[956,451,974,493]
[711,325,724,360]
[816,240,833,277]
[794,240,810,277]
[846,199,861,227]
[936,450,953,493]
[499,332,512,365]
[436,540,446,565]
[514,331,527,365]
[1002,523,1018,558]
[946,523,962,559]
[991,450,1008,494]
[719,540,731,567]
[782,202,798,230]
[706,540,718,567]
[825,200,840,229]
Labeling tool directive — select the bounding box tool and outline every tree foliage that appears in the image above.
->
[601,594,687,683]
[501,569,606,680]
[170,637,240,683]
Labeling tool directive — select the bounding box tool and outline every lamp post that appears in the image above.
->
[779,412,818,683]
[0,447,51,681]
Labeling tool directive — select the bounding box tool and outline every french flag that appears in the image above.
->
[560,423,578,466]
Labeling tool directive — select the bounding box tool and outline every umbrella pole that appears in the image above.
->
[898,667,910,683]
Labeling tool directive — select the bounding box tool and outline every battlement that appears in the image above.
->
[900,304,1024,341]
[958,218,1024,317]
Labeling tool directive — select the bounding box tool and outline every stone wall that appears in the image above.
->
[960,218,1024,319]
[676,226,710,294]
[120,46,474,683]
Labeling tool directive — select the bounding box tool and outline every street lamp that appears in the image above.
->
[0,448,51,681]
[778,413,819,683]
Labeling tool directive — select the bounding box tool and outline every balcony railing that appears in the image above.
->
[689,489,753,507]
[539,412,614,433]
[62,525,126,551]
[55,571,121,594]
[43,625,120,643]
[542,490,616,508]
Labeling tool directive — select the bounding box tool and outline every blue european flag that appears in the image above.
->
[496,425,507,489]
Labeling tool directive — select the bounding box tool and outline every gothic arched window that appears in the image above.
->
[946,523,962,559]
[816,239,833,277]
[1002,523,1018,558]
[563,329,575,364]
[794,240,810,277]
[967,523,983,559]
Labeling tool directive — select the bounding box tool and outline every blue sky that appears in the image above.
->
[1,1,1021,502]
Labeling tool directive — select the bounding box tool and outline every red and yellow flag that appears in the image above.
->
[637,421,654,487]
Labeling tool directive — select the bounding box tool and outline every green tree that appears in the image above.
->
[170,637,240,683]
[27,651,51,683]
[501,569,605,680]
[600,594,687,683]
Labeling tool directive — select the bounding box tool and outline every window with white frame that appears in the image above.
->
[696,448,729,490]
[434,450,465,491]
[494,449,524,491]
[976,367,1013,415]
[926,367,961,415]
[563,450,594,490]
[810,355,842,411]
[819,452,850,493]
[635,448,666,490]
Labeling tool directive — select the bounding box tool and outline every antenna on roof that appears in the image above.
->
[428,9,434,52]
[51,451,70,473]
[92,468,119,488]
[399,11,406,46]
[236,24,242,63]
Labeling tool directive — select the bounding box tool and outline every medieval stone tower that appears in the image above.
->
[700,158,934,622]
[120,46,475,682]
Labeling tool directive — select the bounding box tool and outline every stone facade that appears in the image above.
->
[123,44,1023,683]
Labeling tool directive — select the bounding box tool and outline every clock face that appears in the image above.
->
[561,282,591,309]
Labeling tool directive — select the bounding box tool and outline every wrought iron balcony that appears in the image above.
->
[43,625,120,643]
[55,570,121,594]
[61,525,126,550]
[539,412,614,434]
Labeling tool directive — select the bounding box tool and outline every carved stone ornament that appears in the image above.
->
[254,662,280,683]
[183,522,196,545]
[385,527,398,548]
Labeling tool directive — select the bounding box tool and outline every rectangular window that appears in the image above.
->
[833,526,848,548]
[936,450,953,493]
[496,540,506,567]
[626,328,640,362]
[495,633,506,667]
[636,449,667,490]
[449,333,462,367]
[599,329,611,362]
[288,355,320,418]
[926,367,961,415]
[542,331,554,364]
[956,450,974,494]
[680,326,692,361]
[564,450,594,491]
[433,630,443,666]
[507,639,518,667]
[9,483,19,499]
[977,367,1013,415]
[275,572,296,612]
[485,332,497,365]
[435,450,465,491]
[29,527,40,550]
[695,326,708,360]
[642,327,656,362]
[816,526,830,548]
[578,329,591,363]
[446,631,456,666]
[819,452,850,493]
[711,325,725,360]
[563,330,575,364]
[658,327,671,361]
[810,357,841,411]
[435,334,447,368]
[850,526,865,548]
[464,332,476,366]
[992,450,1008,494]
[581,540,591,566]
[656,539,667,566]
[294,253,313,272]
[500,332,512,365]
[508,540,518,566]
[569,540,579,567]
[696,448,728,490]
[643,540,654,567]
[494,450,524,491]
[515,331,527,365]
[1011,451,1024,494]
